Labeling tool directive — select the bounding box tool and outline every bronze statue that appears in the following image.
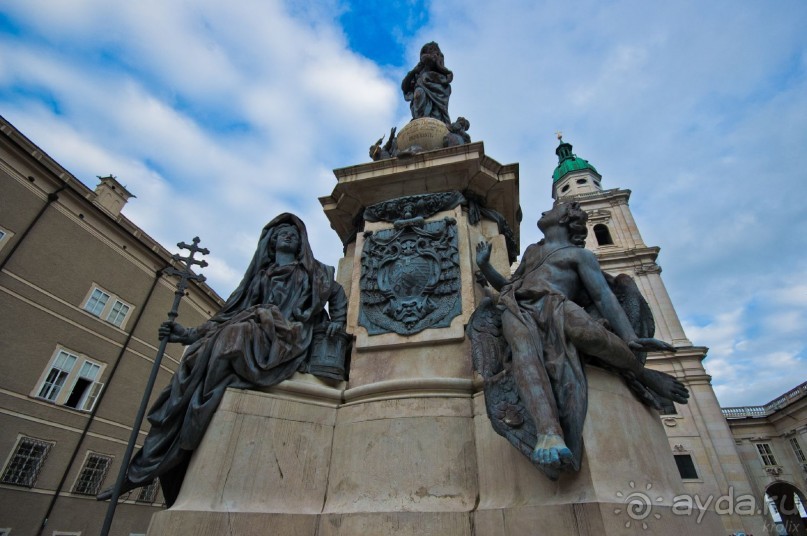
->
[99,213,347,506]
[401,41,453,123]
[469,202,688,479]
[444,117,470,147]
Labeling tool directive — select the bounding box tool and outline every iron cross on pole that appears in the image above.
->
[100,238,209,536]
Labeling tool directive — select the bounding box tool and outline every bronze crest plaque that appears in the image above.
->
[359,217,461,336]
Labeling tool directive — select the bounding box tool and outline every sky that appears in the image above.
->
[1,0,805,407]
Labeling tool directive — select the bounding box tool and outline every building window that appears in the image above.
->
[1,436,54,487]
[136,479,159,503]
[0,225,13,253]
[81,285,134,329]
[72,453,112,495]
[789,437,806,463]
[84,288,110,316]
[106,300,131,327]
[34,348,105,412]
[756,443,778,466]
[659,401,677,415]
[593,224,613,246]
[674,454,699,479]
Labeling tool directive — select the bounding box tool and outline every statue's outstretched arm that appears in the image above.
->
[580,252,675,354]
[577,249,638,343]
[158,321,209,345]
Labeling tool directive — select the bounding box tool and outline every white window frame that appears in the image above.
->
[72,451,112,496]
[81,284,134,330]
[0,435,54,487]
[756,442,778,466]
[33,347,106,412]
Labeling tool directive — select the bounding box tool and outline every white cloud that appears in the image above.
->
[1,0,805,407]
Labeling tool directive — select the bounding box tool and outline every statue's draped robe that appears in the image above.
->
[498,243,588,471]
[403,67,453,124]
[124,214,346,506]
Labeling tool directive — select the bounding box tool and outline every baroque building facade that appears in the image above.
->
[0,115,223,536]
[723,383,807,535]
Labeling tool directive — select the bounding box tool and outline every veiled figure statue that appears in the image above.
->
[469,202,689,480]
[401,41,454,123]
[99,213,347,506]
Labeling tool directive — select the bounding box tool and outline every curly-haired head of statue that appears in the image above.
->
[538,202,589,247]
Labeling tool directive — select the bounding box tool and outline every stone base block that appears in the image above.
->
[147,369,726,535]
[473,503,723,535]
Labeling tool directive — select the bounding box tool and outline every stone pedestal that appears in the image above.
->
[148,145,724,535]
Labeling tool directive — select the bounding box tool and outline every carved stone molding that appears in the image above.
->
[586,208,612,223]
[635,262,662,275]
[364,191,465,223]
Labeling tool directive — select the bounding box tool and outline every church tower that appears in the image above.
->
[551,136,766,536]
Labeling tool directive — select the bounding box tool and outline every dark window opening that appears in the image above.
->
[659,401,677,415]
[593,224,613,246]
[561,184,570,193]
[576,178,587,185]
[65,378,92,408]
[674,454,698,479]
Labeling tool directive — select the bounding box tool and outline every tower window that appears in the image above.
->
[576,178,587,185]
[593,224,613,246]
[561,184,570,193]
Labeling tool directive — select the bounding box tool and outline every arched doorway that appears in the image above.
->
[766,481,807,536]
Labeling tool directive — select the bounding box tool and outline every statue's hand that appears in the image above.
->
[326,322,344,337]
[476,241,492,267]
[159,321,190,344]
[628,338,676,353]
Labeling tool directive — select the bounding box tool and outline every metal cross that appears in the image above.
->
[555,130,563,141]
[163,237,209,319]
[100,236,209,536]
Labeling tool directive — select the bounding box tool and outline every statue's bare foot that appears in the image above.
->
[532,434,573,468]
[639,368,689,404]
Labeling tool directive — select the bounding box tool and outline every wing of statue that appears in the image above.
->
[599,272,667,410]
[467,297,561,480]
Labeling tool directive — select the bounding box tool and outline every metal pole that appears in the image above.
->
[100,238,208,536]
